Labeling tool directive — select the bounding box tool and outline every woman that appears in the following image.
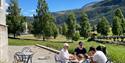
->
[59,43,74,63]
[74,42,87,56]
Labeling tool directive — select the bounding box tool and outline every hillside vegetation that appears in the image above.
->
[53,0,125,25]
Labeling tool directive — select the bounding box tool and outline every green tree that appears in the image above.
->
[115,8,124,19]
[7,0,24,38]
[97,16,110,35]
[42,13,56,39]
[121,18,125,33]
[32,15,42,38]
[62,23,68,35]
[72,31,80,41]
[33,0,49,40]
[66,12,77,40]
[92,25,96,31]
[76,23,81,31]
[27,22,33,33]
[79,13,91,38]
[58,25,62,34]
[51,23,59,39]
[114,8,125,33]
[33,0,57,40]
[112,16,123,35]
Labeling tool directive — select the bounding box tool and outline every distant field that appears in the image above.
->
[9,37,125,63]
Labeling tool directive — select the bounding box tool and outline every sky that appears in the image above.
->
[6,0,101,16]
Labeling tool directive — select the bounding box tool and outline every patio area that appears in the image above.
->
[8,46,56,63]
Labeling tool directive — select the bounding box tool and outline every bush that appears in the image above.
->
[72,31,80,41]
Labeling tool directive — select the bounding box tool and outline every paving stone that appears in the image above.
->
[9,46,56,63]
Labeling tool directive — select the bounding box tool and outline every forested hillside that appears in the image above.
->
[52,0,125,25]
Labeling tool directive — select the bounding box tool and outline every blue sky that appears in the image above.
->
[6,0,101,16]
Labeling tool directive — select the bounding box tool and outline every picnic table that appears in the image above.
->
[14,47,33,63]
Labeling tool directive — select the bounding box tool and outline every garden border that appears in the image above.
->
[35,44,60,54]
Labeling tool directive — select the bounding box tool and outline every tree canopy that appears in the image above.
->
[79,13,91,38]
[97,16,110,35]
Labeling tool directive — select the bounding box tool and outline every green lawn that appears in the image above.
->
[9,38,125,63]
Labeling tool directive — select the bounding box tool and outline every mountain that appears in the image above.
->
[53,0,125,25]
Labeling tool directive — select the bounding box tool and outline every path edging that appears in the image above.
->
[35,44,60,54]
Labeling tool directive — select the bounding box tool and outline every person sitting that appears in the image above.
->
[74,42,87,56]
[58,43,73,63]
[88,46,107,63]
[96,44,107,55]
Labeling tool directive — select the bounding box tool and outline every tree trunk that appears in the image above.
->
[43,36,45,41]
[13,33,16,38]
[54,36,56,39]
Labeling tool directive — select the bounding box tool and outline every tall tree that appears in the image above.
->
[58,25,62,34]
[115,8,124,19]
[97,16,110,35]
[66,12,77,40]
[122,18,125,33]
[72,31,80,41]
[62,23,68,35]
[7,0,24,38]
[33,0,48,40]
[114,8,125,33]
[33,0,57,40]
[79,13,91,38]
[42,13,55,39]
[27,22,33,34]
[76,23,81,31]
[51,22,59,39]
[32,15,42,38]
[112,16,123,35]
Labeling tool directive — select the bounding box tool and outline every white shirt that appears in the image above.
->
[93,51,107,63]
[59,48,69,62]
[79,60,84,63]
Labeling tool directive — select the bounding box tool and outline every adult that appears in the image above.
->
[89,47,107,63]
[59,43,72,63]
[96,44,107,55]
[74,42,87,56]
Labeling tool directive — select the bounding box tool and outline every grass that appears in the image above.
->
[9,38,125,63]
[17,34,36,39]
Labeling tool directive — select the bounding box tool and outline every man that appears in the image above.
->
[96,44,107,55]
[74,42,87,56]
[89,47,107,63]
[59,43,72,63]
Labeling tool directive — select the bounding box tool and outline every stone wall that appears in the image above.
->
[0,0,6,25]
[0,10,6,25]
[0,0,8,62]
[0,25,8,63]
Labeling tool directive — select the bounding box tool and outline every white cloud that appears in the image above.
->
[5,3,9,7]
[30,10,36,12]
[22,9,36,16]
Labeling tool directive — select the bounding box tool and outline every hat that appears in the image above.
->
[64,43,69,47]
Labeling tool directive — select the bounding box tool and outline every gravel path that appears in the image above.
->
[9,46,56,63]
